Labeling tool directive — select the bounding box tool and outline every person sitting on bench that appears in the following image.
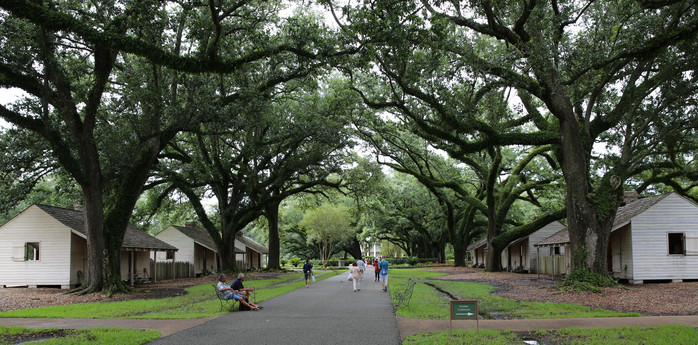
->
[230,273,254,300]
[217,274,262,311]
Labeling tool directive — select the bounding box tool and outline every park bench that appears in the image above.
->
[213,285,239,312]
[393,278,417,310]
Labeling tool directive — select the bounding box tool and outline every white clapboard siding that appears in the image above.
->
[630,193,698,280]
[526,221,566,272]
[0,206,71,287]
[154,227,195,263]
[193,244,216,274]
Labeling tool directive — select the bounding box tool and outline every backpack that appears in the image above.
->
[238,297,251,311]
[380,267,388,275]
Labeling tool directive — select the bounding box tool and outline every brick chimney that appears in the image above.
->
[73,202,83,211]
[623,191,639,204]
[185,222,197,228]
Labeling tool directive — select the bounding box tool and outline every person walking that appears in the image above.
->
[356,258,365,280]
[349,262,361,292]
[374,258,380,281]
[303,259,314,288]
[378,256,390,292]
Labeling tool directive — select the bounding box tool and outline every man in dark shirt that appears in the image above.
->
[230,273,254,301]
[303,259,313,288]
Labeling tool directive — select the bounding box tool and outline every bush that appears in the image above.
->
[280,259,287,267]
[289,258,301,267]
[560,268,617,293]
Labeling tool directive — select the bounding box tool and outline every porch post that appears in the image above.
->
[214,252,218,273]
[130,251,135,287]
[153,251,157,283]
[536,247,540,279]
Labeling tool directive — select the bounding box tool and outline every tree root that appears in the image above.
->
[67,284,102,296]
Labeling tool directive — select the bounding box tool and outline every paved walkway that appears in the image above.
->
[147,272,399,345]
[3,271,698,343]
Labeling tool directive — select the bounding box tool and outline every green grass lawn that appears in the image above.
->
[403,325,698,345]
[0,271,332,319]
[0,267,683,345]
[0,326,160,345]
[388,268,640,320]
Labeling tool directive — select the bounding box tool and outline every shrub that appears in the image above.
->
[560,268,617,293]
[289,258,301,267]
[280,259,287,267]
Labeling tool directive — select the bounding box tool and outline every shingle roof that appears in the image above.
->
[534,227,569,247]
[611,193,669,230]
[534,193,671,247]
[170,225,219,252]
[162,225,246,253]
[35,204,177,252]
[466,236,487,252]
[236,234,269,254]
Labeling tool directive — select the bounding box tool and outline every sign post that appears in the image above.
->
[450,300,478,337]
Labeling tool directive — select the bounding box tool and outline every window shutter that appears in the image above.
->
[686,236,698,256]
[12,245,25,261]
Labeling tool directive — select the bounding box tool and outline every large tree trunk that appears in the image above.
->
[445,203,466,266]
[485,150,502,272]
[553,92,618,278]
[265,201,281,270]
[485,240,503,272]
[219,228,240,272]
[453,242,466,267]
[103,240,128,295]
[78,187,105,294]
[102,206,134,295]
[348,237,363,260]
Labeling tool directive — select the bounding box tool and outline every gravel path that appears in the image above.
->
[430,267,698,316]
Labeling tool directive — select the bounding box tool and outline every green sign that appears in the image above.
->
[450,300,478,320]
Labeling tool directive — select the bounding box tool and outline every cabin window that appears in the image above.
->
[668,233,684,255]
[553,247,561,255]
[166,251,174,260]
[25,242,40,261]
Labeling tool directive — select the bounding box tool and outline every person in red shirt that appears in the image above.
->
[374,258,380,281]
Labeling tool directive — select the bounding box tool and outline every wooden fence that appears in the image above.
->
[534,256,567,276]
[150,261,194,280]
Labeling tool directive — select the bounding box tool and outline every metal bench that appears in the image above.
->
[213,285,239,312]
[393,278,417,310]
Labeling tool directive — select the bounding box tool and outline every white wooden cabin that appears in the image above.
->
[502,221,566,273]
[535,192,698,284]
[154,223,229,276]
[532,228,571,276]
[155,225,267,272]
[235,232,268,270]
[467,237,487,268]
[0,204,177,289]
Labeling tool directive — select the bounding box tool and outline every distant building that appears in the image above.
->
[155,224,268,273]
